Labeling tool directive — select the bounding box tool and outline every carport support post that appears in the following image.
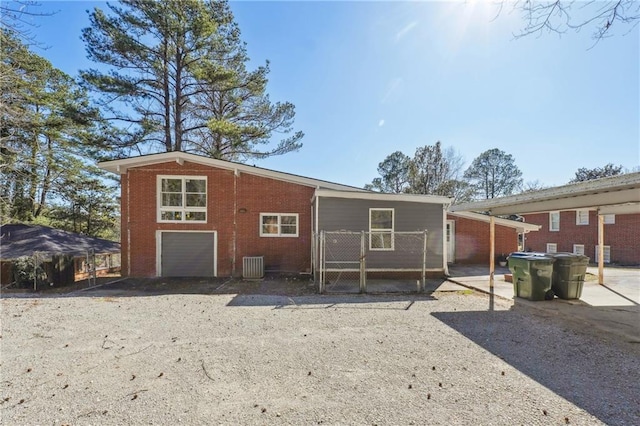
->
[598,213,604,285]
[421,229,428,292]
[489,215,495,290]
[319,231,325,294]
[359,231,366,293]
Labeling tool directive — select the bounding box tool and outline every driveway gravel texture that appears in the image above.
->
[1,283,638,425]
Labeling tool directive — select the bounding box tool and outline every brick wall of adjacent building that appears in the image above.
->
[121,161,314,277]
[447,215,520,264]
[522,211,639,265]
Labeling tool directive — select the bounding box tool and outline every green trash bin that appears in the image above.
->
[547,253,590,299]
[508,252,556,301]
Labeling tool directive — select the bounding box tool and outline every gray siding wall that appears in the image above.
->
[317,197,444,269]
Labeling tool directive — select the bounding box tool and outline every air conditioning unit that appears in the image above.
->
[243,256,264,279]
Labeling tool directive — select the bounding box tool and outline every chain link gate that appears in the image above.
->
[316,230,429,293]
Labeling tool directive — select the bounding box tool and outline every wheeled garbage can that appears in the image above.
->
[507,252,556,301]
[547,253,590,299]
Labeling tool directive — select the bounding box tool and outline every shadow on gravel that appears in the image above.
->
[1,276,445,306]
[226,293,436,308]
[432,309,640,426]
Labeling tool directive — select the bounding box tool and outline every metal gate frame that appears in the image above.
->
[316,230,429,293]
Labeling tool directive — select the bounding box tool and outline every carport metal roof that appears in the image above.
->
[449,172,640,286]
[450,172,640,216]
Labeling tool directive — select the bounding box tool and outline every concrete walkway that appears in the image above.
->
[444,265,640,343]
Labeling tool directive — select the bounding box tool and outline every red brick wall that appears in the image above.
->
[122,161,314,277]
[448,215,520,264]
[522,211,640,265]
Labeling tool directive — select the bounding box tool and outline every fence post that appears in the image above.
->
[421,230,428,292]
[33,252,38,291]
[319,231,325,294]
[360,231,366,293]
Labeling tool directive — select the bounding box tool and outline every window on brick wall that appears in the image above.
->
[595,245,611,263]
[158,176,207,223]
[549,211,560,231]
[573,244,585,255]
[603,214,615,224]
[576,210,589,225]
[260,213,299,237]
[546,243,557,253]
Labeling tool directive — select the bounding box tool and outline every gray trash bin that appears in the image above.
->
[508,252,556,301]
[547,252,590,299]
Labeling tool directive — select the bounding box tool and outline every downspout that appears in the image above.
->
[232,169,238,277]
[312,187,320,278]
[126,173,131,277]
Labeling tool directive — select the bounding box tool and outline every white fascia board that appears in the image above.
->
[314,189,452,205]
[450,172,640,215]
[97,151,365,192]
[447,211,540,232]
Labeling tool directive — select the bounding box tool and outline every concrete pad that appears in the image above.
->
[446,268,640,343]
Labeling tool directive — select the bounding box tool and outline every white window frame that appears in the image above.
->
[157,175,207,223]
[603,214,615,224]
[369,208,394,251]
[259,213,299,237]
[576,210,589,225]
[595,245,611,263]
[546,243,557,253]
[573,244,585,256]
[549,211,560,232]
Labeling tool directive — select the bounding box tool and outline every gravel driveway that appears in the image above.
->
[1,288,638,425]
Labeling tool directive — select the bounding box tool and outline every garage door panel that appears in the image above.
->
[161,232,216,277]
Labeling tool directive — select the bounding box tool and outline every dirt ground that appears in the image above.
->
[2,278,639,425]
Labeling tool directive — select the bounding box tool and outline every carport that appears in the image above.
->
[450,172,640,288]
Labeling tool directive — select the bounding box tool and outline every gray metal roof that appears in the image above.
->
[450,172,640,215]
[0,224,120,260]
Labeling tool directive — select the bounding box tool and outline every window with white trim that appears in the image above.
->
[549,211,560,231]
[546,243,557,253]
[576,210,589,225]
[573,244,585,256]
[603,214,615,224]
[260,213,298,237]
[595,245,611,263]
[369,208,394,250]
[158,176,207,222]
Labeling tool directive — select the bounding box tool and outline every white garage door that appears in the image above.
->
[160,232,216,277]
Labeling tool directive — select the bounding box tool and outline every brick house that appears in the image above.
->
[99,152,460,279]
[521,210,640,266]
[446,212,540,264]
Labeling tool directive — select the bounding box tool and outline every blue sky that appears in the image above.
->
[27,1,639,189]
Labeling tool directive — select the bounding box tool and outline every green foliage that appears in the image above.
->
[463,148,523,200]
[569,164,624,183]
[81,0,302,160]
[11,256,46,288]
[364,151,411,193]
[0,30,119,238]
[365,143,473,203]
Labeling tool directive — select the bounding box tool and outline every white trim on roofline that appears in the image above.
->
[450,172,640,215]
[447,211,540,232]
[313,189,452,205]
[97,151,367,192]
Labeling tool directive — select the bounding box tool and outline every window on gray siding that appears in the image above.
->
[370,208,394,250]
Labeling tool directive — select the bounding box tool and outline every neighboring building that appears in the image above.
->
[98,152,453,279]
[446,212,540,264]
[0,224,121,286]
[521,210,640,265]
